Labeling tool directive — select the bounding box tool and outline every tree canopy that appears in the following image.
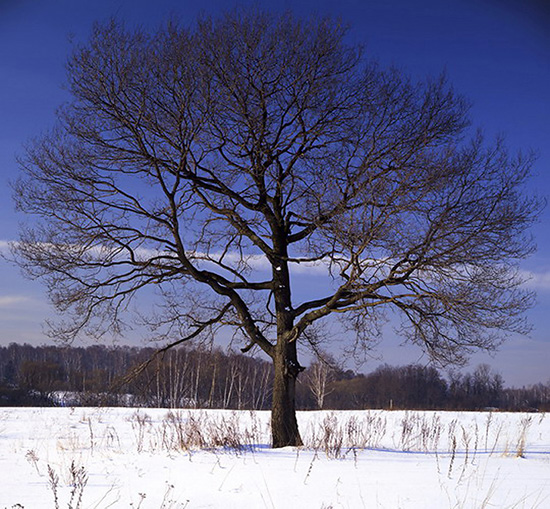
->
[13,11,542,446]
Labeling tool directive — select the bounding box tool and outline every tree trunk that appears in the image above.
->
[271,340,303,448]
[270,240,303,447]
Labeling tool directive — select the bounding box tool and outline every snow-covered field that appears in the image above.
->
[1,407,548,508]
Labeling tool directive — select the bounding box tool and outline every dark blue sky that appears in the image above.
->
[0,0,549,385]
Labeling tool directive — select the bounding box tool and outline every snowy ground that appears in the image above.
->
[1,407,548,508]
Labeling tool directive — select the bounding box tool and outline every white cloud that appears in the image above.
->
[0,295,31,308]
[520,270,550,290]
[8,237,549,291]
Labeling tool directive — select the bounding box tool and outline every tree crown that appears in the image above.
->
[13,11,543,365]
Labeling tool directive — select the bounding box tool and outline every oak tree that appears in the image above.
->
[13,11,541,446]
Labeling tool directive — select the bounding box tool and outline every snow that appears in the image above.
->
[1,408,548,508]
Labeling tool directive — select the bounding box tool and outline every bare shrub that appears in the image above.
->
[516,415,533,458]
[48,465,60,509]
[155,410,263,453]
[25,449,40,475]
[47,461,88,509]
[128,410,153,452]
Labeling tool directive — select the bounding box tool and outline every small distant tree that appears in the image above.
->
[19,360,65,399]
[13,11,542,446]
[306,353,336,409]
[472,363,504,408]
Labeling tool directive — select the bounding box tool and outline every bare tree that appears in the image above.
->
[306,353,336,409]
[12,11,542,446]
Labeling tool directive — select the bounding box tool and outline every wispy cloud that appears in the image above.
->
[7,238,550,290]
[0,240,10,255]
[520,270,550,290]
[0,295,31,308]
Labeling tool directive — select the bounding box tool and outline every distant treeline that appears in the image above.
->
[0,343,548,411]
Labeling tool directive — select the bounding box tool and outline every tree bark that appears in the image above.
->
[269,226,304,447]
[271,339,303,448]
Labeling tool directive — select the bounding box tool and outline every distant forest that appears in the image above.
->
[0,343,548,411]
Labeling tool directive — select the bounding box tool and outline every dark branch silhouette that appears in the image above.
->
[12,11,542,447]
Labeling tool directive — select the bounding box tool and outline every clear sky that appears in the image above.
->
[0,0,549,386]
